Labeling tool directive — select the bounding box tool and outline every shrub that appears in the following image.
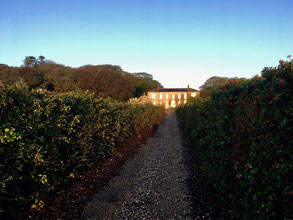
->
[176,58,293,219]
[0,82,165,218]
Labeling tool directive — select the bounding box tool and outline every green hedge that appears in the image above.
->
[176,59,293,219]
[0,82,165,218]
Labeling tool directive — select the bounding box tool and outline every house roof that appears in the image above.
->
[149,88,199,92]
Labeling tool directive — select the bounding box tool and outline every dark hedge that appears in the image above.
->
[0,82,165,218]
[176,59,293,219]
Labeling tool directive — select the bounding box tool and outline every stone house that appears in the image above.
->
[147,85,200,109]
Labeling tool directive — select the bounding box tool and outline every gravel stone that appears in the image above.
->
[82,111,212,219]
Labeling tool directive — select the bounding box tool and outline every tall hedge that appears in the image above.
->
[176,59,293,219]
[0,82,165,218]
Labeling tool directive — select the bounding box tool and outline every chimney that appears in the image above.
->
[187,84,190,92]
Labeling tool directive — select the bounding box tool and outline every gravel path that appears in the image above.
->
[82,111,212,220]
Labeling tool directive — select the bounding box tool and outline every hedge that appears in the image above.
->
[0,82,165,218]
[176,59,293,219]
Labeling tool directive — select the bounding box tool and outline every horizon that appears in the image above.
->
[1,0,292,89]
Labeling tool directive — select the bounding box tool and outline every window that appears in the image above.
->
[166,94,169,99]
[184,100,187,104]
[166,101,169,108]
[184,93,187,99]
[160,93,162,99]
[178,94,181,99]
[172,93,175,99]
[151,93,156,99]
[191,93,196,97]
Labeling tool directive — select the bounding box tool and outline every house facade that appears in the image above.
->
[147,85,200,109]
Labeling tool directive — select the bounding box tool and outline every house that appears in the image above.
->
[147,85,200,109]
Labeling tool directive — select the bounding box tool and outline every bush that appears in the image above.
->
[176,59,293,219]
[0,82,165,218]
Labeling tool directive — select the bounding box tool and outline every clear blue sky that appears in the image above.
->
[1,0,292,89]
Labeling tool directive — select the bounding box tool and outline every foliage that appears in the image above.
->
[0,82,165,218]
[0,56,162,101]
[176,58,293,219]
[123,72,162,97]
[76,65,134,101]
[199,76,229,98]
[23,56,46,67]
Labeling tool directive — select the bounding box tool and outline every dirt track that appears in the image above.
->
[82,111,212,219]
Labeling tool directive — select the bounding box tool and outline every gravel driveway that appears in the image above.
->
[82,111,212,219]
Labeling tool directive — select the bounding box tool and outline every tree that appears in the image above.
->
[23,56,38,67]
[19,67,44,88]
[38,55,46,64]
[42,63,77,92]
[23,55,46,67]
[0,64,10,83]
[124,72,162,97]
[77,65,135,101]
[199,76,229,98]
[133,72,153,79]
[3,57,164,100]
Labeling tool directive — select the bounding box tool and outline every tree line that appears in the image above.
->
[0,56,162,101]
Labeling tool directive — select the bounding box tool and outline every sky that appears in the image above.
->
[0,0,292,89]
